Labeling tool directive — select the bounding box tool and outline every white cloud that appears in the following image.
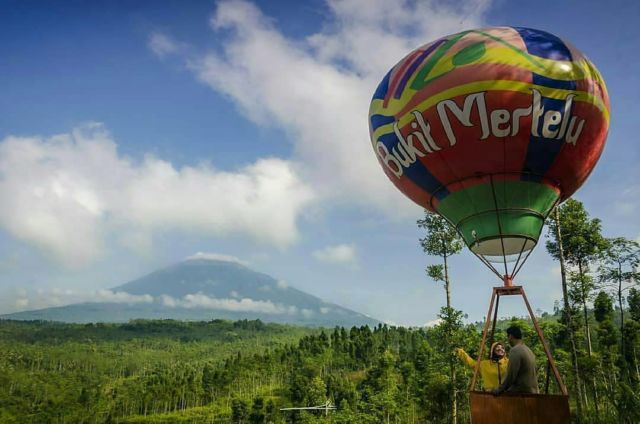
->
[320,306,330,314]
[307,0,489,78]
[10,288,153,312]
[160,292,287,314]
[313,243,357,265]
[424,318,442,327]
[95,289,154,304]
[276,280,288,289]
[185,0,488,216]
[148,32,183,58]
[613,186,640,217]
[186,252,248,266]
[15,298,29,309]
[160,294,178,308]
[7,288,318,318]
[124,153,315,248]
[0,125,315,267]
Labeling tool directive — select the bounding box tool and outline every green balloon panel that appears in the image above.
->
[436,180,559,256]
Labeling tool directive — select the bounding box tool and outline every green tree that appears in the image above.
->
[417,211,464,424]
[547,199,608,419]
[546,203,582,419]
[307,376,327,407]
[249,397,265,424]
[264,399,277,424]
[629,288,640,322]
[418,212,464,310]
[592,291,618,420]
[598,237,640,359]
[593,291,618,364]
[622,320,640,387]
[626,289,640,387]
[231,398,250,423]
[360,350,400,424]
[546,199,608,356]
[616,382,640,424]
[593,291,614,323]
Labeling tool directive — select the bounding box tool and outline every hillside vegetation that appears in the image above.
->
[0,319,314,423]
[3,199,640,423]
[0,317,567,423]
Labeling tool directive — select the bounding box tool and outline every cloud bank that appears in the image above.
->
[159,293,287,314]
[13,288,153,312]
[148,32,184,58]
[186,0,488,215]
[313,243,358,265]
[10,288,328,317]
[186,252,248,266]
[159,293,315,317]
[0,125,314,267]
[0,1,489,268]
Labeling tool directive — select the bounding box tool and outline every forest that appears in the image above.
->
[1,199,638,424]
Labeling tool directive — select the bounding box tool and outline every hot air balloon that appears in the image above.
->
[369,27,609,423]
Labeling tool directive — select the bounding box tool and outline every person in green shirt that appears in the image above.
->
[492,325,539,395]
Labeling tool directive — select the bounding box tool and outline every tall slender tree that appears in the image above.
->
[592,291,619,418]
[546,205,583,418]
[418,211,463,424]
[546,199,608,356]
[547,199,609,418]
[418,212,464,311]
[597,237,640,362]
[629,288,640,322]
[624,290,640,386]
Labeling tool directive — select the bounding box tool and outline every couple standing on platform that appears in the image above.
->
[456,326,538,394]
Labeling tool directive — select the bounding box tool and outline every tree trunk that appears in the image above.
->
[444,250,452,311]
[618,263,625,361]
[578,261,593,357]
[582,382,589,408]
[554,208,583,420]
[443,249,457,424]
[635,346,640,384]
[577,261,599,415]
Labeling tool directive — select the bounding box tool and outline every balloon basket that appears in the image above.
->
[470,391,570,424]
[469,285,570,423]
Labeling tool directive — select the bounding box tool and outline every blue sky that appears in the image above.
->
[0,0,638,326]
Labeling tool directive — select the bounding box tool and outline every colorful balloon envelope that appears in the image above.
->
[369,27,609,266]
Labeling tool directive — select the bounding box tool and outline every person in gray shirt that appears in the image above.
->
[492,325,539,395]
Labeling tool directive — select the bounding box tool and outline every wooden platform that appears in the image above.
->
[470,391,570,424]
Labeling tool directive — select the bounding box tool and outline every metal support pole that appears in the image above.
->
[471,284,567,396]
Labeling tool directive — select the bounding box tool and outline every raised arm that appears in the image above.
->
[455,348,476,369]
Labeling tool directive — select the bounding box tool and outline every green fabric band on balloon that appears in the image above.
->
[436,181,559,256]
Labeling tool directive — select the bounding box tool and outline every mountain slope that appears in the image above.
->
[2,258,379,327]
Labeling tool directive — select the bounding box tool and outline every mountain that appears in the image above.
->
[1,258,380,327]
